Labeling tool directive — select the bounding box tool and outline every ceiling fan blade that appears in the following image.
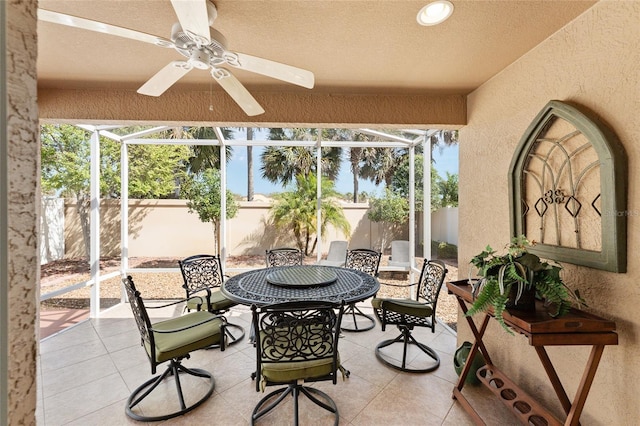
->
[211,68,265,116]
[37,9,173,47]
[170,0,211,45]
[137,61,193,96]
[230,52,315,89]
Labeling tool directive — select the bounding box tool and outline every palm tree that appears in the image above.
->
[270,173,350,255]
[360,147,405,187]
[246,127,254,201]
[159,126,234,174]
[260,128,343,186]
[232,126,264,201]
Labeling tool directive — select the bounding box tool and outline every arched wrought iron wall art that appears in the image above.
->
[509,100,627,272]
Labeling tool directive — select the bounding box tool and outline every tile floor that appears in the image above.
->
[37,300,516,425]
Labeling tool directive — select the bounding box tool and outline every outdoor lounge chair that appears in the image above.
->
[316,240,348,267]
[122,275,225,421]
[251,300,346,425]
[179,254,245,346]
[341,248,382,332]
[387,240,411,270]
[372,259,447,373]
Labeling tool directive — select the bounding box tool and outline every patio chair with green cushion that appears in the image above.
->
[341,248,381,332]
[251,300,347,425]
[179,254,245,346]
[265,247,304,267]
[122,275,226,422]
[371,259,447,373]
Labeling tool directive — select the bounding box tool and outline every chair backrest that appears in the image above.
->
[122,275,155,366]
[178,254,224,297]
[415,259,447,308]
[389,240,410,265]
[252,301,344,386]
[325,241,348,262]
[345,248,382,276]
[265,247,304,267]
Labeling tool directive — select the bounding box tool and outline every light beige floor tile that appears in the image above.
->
[90,317,138,339]
[108,342,150,372]
[100,328,141,353]
[39,320,98,354]
[40,337,108,372]
[37,299,495,425]
[42,373,130,425]
[65,398,138,426]
[41,353,118,398]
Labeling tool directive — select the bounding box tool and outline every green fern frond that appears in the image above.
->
[466,279,498,317]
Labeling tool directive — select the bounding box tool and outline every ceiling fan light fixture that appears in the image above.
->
[417,1,454,26]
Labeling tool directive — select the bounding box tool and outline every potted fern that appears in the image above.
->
[466,235,585,333]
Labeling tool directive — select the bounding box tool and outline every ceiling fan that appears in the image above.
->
[38,0,315,116]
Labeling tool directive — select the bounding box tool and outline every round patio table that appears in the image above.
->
[222,265,380,306]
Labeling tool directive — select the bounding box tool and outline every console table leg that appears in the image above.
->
[455,302,493,392]
[565,345,605,426]
[535,346,574,416]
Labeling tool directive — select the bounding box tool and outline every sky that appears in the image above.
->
[225,130,459,197]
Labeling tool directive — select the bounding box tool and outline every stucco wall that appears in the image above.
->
[3,0,39,424]
[62,199,408,258]
[458,2,639,424]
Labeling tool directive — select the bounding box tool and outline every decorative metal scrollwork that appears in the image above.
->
[543,189,565,204]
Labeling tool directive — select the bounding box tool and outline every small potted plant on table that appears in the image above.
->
[466,235,585,333]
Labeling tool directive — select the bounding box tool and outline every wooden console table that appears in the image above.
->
[447,280,617,426]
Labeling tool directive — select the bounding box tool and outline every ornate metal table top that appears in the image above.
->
[222,265,380,306]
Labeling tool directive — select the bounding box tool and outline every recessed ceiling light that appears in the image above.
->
[417,1,454,26]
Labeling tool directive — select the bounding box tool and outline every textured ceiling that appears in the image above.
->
[38,0,596,94]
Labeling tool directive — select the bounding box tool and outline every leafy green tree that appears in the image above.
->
[41,125,93,257]
[391,154,442,211]
[270,173,350,255]
[367,189,409,252]
[438,172,459,208]
[181,168,239,254]
[260,128,343,186]
[41,124,190,256]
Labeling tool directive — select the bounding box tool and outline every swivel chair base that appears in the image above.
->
[340,304,375,332]
[126,359,215,422]
[375,326,440,373]
[223,321,245,346]
[251,384,339,426]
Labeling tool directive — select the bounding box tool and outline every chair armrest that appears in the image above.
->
[145,297,198,309]
[150,313,227,334]
[379,281,418,288]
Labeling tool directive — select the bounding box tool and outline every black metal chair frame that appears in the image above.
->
[342,248,381,332]
[179,254,245,346]
[123,275,226,422]
[265,247,304,267]
[373,259,447,373]
[251,300,346,426]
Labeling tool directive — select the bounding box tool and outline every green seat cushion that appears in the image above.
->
[147,311,223,363]
[261,354,340,384]
[186,290,236,312]
[258,326,339,383]
[186,296,206,311]
[372,297,432,318]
